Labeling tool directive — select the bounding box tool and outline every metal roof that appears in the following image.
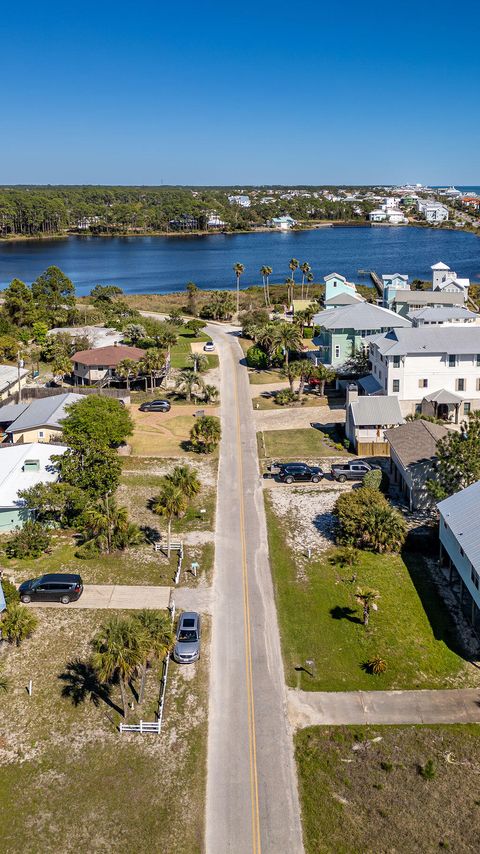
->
[393,290,464,305]
[408,306,478,322]
[325,292,365,306]
[438,480,480,572]
[349,396,404,427]
[0,403,29,423]
[7,393,83,434]
[0,442,67,508]
[424,388,463,404]
[313,303,411,331]
[0,365,28,394]
[371,326,480,356]
[357,374,383,395]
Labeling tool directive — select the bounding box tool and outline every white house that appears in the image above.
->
[345,384,404,455]
[367,326,480,419]
[417,200,449,223]
[207,211,225,228]
[369,209,387,222]
[438,480,480,630]
[228,194,251,208]
[267,215,297,230]
[408,307,480,327]
[0,442,67,532]
[48,325,123,349]
[431,262,469,295]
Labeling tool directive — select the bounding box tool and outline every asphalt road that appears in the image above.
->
[205,325,304,854]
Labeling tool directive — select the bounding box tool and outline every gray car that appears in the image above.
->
[173,611,201,663]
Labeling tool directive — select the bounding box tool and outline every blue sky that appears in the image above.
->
[1,0,479,185]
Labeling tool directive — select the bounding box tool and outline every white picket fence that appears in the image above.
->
[119,720,161,734]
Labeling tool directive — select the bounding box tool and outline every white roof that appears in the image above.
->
[313,302,412,331]
[370,325,480,356]
[349,395,404,427]
[48,326,123,349]
[0,365,28,394]
[431,261,451,270]
[0,442,66,509]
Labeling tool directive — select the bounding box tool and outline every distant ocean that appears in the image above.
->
[434,186,480,194]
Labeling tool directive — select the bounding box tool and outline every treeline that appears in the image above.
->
[0,186,367,238]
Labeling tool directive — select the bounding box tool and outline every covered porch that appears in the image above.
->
[421,389,462,424]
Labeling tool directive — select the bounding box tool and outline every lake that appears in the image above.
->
[1,226,480,295]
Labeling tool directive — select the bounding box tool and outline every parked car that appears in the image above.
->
[173,611,201,663]
[203,341,215,352]
[276,462,324,484]
[139,399,171,413]
[330,460,381,483]
[18,573,83,604]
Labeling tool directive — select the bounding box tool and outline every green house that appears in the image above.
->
[312,304,411,367]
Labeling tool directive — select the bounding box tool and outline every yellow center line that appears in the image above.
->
[233,354,262,854]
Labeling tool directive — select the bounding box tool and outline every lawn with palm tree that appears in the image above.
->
[265,495,480,692]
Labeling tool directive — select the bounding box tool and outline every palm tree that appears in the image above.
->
[187,352,208,373]
[203,383,219,404]
[282,360,303,393]
[81,496,140,553]
[166,464,201,498]
[355,588,379,627]
[233,263,245,315]
[361,506,407,554]
[272,323,303,366]
[133,610,174,704]
[294,310,308,337]
[289,258,299,284]
[285,277,295,307]
[123,323,146,345]
[260,265,273,306]
[92,616,146,718]
[1,603,38,646]
[303,304,316,328]
[295,359,314,398]
[305,272,314,301]
[116,358,137,392]
[140,348,167,392]
[189,415,221,454]
[300,262,311,298]
[310,364,336,396]
[152,480,189,555]
[256,323,279,363]
[176,368,205,402]
[51,354,72,382]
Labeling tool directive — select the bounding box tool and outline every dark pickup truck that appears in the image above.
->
[330,460,381,482]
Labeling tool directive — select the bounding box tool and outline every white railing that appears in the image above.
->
[119,720,161,734]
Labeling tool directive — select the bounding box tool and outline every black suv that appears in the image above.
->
[277,463,324,484]
[139,399,171,413]
[19,573,83,605]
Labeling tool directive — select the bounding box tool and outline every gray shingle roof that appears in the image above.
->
[0,365,28,394]
[384,420,450,468]
[0,403,29,423]
[371,326,480,356]
[408,306,478,322]
[349,396,404,427]
[325,292,365,306]
[7,393,83,433]
[313,303,411,331]
[437,481,480,571]
[394,290,464,305]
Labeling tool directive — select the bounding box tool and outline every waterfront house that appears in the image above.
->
[0,442,67,532]
[207,211,225,228]
[168,213,199,231]
[47,325,123,349]
[385,419,450,510]
[311,303,411,368]
[391,289,466,317]
[4,393,83,444]
[367,326,480,418]
[369,209,387,222]
[345,384,404,455]
[431,261,469,295]
[72,344,144,386]
[417,200,449,223]
[267,215,297,230]
[438,480,480,631]
[382,274,410,308]
[323,273,359,304]
[408,306,480,327]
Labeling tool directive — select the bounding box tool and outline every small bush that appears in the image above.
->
[0,578,19,605]
[246,345,269,370]
[363,468,382,491]
[380,761,393,772]
[418,759,436,780]
[303,327,314,339]
[364,656,387,675]
[1,603,38,646]
[6,520,51,559]
[343,438,351,450]
[75,539,101,560]
[275,390,296,406]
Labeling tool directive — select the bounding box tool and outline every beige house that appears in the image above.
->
[0,364,28,402]
[72,344,145,385]
[2,393,83,444]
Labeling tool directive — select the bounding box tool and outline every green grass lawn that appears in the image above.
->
[257,427,347,460]
[265,495,479,691]
[0,609,209,853]
[296,724,480,854]
[169,328,217,370]
[248,369,286,384]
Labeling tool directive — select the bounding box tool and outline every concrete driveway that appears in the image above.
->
[29,584,171,610]
[254,405,346,431]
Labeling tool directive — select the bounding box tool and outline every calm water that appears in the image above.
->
[1,227,480,295]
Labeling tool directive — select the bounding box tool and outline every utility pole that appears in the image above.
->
[17,351,24,403]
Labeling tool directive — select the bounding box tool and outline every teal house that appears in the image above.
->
[324,272,358,304]
[0,442,66,532]
[311,303,411,368]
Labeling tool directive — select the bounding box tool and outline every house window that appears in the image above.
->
[334,345,340,359]
[418,379,428,388]
[477,378,480,392]
[460,547,464,557]
[393,355,400,368]
[464,402,471,415]
[477,355,480,367]
[456,378,466,392]
[448,354,456,367]
[38,431,44,439]
[415,404,422,414]
[393,380,400,393]
[471,567,479,590]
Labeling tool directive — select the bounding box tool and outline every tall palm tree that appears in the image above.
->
[1,604,38,647]
[305,272,314,301]
[166,464,201,498]
[92,616,147,718]
[140,348,167,392]
[285,277,295,307]
[176,368,205,402]
[81,496,130,553]
[289,258,299,301]
[300,262,311,298]
[282,360,303,393]
[310,364,336,396]
[233,262,245,316]
[355,588,379,627]
[133,610,174,704]
[260,265,272,307]
[116,358,137,392]
[295,359,314,399]
[303,304,316,328]
[187,352,208,373]
[294,310,308,337]
[272,323,303,366]
[189,415,221,453]
[152,480,189,555]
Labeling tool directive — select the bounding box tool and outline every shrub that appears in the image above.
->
[0,578,19,605]
[1,603,38,646]
[343,439,351,450]
[365,656,387,675]
[274,390,296,406]
[190,415,221,454]
[334,488,407,553]
[6,520,51,559]
[303,327,314,339]
[418,759,436,780]
[246,344,269,370]
[75,539,101,560]
[363,468,382,490]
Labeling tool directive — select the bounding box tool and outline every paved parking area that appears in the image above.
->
[29,584,172,610]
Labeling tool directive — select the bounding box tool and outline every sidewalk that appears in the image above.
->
[288,687,480,728]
